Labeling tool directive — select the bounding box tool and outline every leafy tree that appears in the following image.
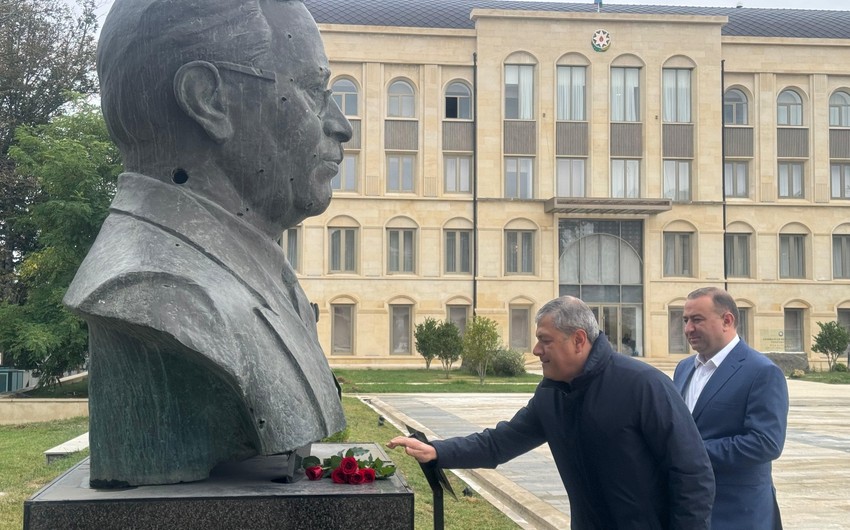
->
[0,100,121,384]
[0,0,98,303]
[811,320,850,372]
[434,320,462,379]
[414,317,439,369]
[462,316,501,384]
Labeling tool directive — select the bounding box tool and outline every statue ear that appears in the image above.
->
[173,61,233,144]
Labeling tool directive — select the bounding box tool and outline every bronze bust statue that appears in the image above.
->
[64,0,351,487]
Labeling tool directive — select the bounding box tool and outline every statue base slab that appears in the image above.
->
[25,443,413,529]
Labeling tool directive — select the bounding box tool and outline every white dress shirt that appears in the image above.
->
[685,335,739,412]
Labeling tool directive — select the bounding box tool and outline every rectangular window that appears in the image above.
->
[387,154,415,192]
[663,160,691,202]
[444,155,472,193]
[834,235,850,279]
[448,305,469,335]
[778,162,804,198]
[510,306,531,351]
[838,309,850,338]
[724,161,749,198]
[390,304,413,354]
[331,154,357,191]
[662,68,691,123]
[505,64,534,120]
[611,159,640,198]
[505,157,533,199]
[784,308,803,352]
[331,304,354,354]
[611,67,640,122]
[737,307,750,345]
[780,234,805,278]
[725,233,751,278]
[505,230,534,274]
[556,66,586,121]
[664,232,693,277]
[556,158,586,197]
[329,227,357,273]
[281,228,299,271]
[388,229,415,273]
[669,308,687,353]
[445,230,472,274]
[831,163,850,199]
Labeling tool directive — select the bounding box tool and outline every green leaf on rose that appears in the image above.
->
[302,456,321,468]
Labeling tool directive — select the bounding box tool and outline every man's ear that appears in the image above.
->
[173,61,233,144]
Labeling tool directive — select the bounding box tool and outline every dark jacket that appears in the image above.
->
[432,334,715,529]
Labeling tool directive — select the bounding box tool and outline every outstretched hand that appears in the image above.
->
[387,436,438,463]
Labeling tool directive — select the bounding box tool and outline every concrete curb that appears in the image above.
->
[361,395,569,530]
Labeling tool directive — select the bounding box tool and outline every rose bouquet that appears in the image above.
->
[303,446,396,485]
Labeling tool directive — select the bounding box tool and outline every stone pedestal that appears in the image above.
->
[25,443,413,530]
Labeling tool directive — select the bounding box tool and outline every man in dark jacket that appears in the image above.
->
[389,296,715,529]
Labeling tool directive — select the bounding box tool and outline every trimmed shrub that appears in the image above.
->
[834,362,848,373]
[491,348,526,377]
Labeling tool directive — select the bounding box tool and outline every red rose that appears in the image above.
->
[348,469,365,485]
[305,466,323,481]
[340,456,359,475]
[331,467,347,484]
[362,468,376,483]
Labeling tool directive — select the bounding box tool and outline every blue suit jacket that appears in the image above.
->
[673,341,788,530]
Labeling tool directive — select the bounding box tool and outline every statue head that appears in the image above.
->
[99,0,352,236]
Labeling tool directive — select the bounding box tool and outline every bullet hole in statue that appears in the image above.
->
[281,96,287,103]
[172,168,189,184]
[287,34,292,39]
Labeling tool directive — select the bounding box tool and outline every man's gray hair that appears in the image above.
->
[535,296,600,342]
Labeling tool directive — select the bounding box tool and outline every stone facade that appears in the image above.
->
[291,4,850,364]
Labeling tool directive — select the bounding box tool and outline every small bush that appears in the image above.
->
[833,362,848,373]
[790,369,806,379]
[491,348,527,377]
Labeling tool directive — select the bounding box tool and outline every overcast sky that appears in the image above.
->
[92,0,847,35]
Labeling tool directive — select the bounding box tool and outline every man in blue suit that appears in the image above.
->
[674,287,789,529]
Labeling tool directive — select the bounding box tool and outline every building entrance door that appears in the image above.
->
[589,305,640,356]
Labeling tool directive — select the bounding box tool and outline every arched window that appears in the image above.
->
[445,82,471,119]
[777,89,803,126]
[388,80,415,118]
[724,89,748,125]
[331,78,358,116]
[829,91,850,127]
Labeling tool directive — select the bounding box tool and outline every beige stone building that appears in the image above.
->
[292,0,850,365]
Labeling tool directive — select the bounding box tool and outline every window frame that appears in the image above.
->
[779,233,806,279]
[611,66,641,122]
[444,229,472,274]
[387,228,416,274]
[833,234,850,279]
[778,161,804,198]
[611,159,640,198]
[331,78,358,117]
[281,227,300,272]
[444,154,472,194]
[509,305,531,351]
[724,160,749,198]
[829,91,850,127]
[830,163,850,199]
[388,80,415,118]
[556,158,586,197]
[331,303,355,354]
[556,65,586,121]
[328,227,358,273]
[777,89,803,126]
[390,304,414,355]
[332,153,357,192]
[724,88,749,125]
[505,157,534,199]
[387,153,416,193]
[725,233,751,278]
[505,229,535,275]
[662,68,692,123]
[445,81,472,120]
[663,232,694,277]
[663,159,691,202]
[504,64,535,120]
[668,307,688,354]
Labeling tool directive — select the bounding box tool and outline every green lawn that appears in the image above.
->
[0,417,89,530]
[797,371,850,384]
[335,368,542,393]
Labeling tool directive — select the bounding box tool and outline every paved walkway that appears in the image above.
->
[364,378,850,529]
